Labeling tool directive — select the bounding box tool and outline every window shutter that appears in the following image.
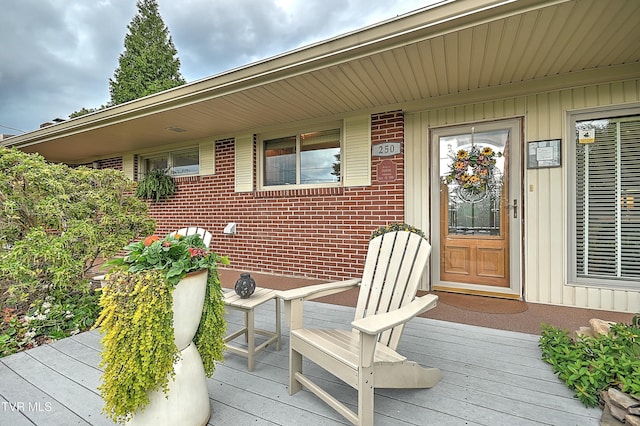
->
[199,140,215,175]
[343,115,371,187]
[122,154,135,180]
[235,134,254,192]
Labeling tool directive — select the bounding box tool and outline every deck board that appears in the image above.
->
[0,301,601,425]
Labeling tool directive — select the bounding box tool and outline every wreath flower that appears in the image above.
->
[444,145,502,194]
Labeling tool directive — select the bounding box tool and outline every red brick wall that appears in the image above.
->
[78,157,123,170]
[145,111,406,280]
[97,157,123,171]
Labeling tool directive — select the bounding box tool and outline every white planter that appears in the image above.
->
[128,269,211,426]
[172,269,208,350]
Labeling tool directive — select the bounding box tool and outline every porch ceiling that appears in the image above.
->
[6,0,640,163]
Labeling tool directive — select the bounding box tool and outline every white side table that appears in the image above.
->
[223,287,281,371]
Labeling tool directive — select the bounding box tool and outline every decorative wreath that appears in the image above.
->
[444,145,502,195]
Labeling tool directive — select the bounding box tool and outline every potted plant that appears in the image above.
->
[95,232,229,425]
[370,222,426,240]
[135,168,176,202]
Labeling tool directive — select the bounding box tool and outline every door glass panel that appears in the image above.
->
[439,129,509,236]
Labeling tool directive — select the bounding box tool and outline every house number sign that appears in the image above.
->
[372,141,401,157]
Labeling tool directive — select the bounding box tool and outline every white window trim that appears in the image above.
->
[567,103,640,290]
[257,122,343,190]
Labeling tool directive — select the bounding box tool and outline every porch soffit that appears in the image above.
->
[5,0,640,163]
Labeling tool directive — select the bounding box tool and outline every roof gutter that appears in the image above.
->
[3,0,571,152]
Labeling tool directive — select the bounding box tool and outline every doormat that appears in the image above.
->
[435,291,528,314]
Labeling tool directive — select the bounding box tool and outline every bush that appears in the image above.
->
[539,318,640,407]
[0,147,155,356]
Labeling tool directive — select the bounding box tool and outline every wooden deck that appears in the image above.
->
[0,299,601,425]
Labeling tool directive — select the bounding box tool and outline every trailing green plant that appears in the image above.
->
[95,232,228,423]
[135,168,176,202]
[96,270,176,423]
[194,267,228,379]
[539,321,640,407]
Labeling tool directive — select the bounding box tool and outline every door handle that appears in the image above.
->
[506,199,518,219]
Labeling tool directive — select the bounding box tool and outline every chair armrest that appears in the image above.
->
[276,278,361,301]
[279,278,360,330]
[351,294,438,335]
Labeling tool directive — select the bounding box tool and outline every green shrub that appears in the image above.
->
[539,319,640,407]
[0,147,155,356]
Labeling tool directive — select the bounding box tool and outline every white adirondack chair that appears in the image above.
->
[278,230,442,425]
[171,226,212,248]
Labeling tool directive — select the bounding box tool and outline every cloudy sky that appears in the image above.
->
[0,0,441,135]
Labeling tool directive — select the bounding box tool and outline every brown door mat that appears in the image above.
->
[434,291,528,314]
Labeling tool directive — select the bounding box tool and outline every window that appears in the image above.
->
[262,128,341,187]
[140,147,199,178]
[570,110,640,287]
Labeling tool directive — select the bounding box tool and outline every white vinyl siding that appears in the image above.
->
[406,78,640,311]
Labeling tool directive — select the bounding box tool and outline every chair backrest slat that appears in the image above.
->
[353,231,431,350]
[171,227,213,248]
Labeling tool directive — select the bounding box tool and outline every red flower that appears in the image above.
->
[188,247,207,258]
[143,235,160,246]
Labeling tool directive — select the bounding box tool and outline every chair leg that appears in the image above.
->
[289,346,302,395]
[358,367,374,425]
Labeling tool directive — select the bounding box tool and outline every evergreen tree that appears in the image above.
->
[109,0,185,105]
[69,106,104,119]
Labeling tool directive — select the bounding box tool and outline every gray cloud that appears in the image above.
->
[0,0,435,133]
